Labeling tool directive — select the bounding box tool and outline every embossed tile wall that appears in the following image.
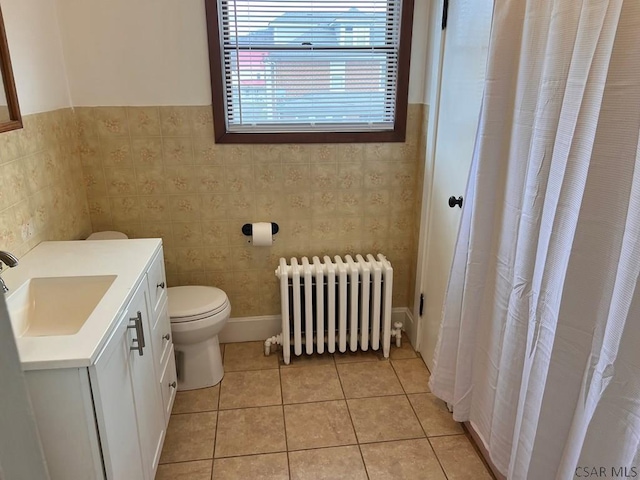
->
[80,104,424,317]
[0,109,92,258]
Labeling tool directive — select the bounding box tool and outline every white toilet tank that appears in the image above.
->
[86,231,129,240]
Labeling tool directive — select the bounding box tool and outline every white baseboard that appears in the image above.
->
[220,307,415,344]
[218,315,281,344]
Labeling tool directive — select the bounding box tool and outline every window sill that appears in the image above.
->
[213,129,407,144]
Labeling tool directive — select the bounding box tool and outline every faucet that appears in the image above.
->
[0,251,18,293]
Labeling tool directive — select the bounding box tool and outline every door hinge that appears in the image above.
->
[442,0,449,30]
[419,293,425,317]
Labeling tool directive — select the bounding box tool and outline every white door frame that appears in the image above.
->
[0,294,50,479]
[413,0,447,353]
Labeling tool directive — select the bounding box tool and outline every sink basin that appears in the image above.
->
[8,275,117,337]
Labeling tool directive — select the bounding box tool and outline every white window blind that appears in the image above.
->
[218,0,404,133]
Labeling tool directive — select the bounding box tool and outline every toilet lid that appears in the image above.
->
[87,231,128,240]
[168,286,229,322]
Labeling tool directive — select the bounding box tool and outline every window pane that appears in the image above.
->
[219,0,402,133]
[226,50,394,126]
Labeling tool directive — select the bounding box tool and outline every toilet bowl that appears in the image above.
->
[168,286,231,391]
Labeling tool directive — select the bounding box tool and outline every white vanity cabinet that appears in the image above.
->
[24,245,175,480]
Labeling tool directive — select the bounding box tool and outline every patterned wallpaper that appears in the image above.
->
[75,104,424,318]
[0,109,92,258]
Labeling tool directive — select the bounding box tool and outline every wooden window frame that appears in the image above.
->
[0,5,22,133]
[204,0,414,144]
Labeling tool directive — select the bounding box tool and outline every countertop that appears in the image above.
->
[4,239,162,371]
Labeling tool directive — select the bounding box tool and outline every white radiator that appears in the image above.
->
[271,254,397,365]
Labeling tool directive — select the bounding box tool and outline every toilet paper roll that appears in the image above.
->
[251,222,273,246]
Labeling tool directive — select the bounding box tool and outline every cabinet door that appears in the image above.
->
[127,278,166,480]
[90,313,145,480]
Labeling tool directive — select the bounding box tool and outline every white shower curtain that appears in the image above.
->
[429,0,640,479]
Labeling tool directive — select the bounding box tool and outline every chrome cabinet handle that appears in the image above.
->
[137,311,146,349]
[157,282,165,289]
[162,333,171,341]
[169,381,177,389]
[128,311,145,356]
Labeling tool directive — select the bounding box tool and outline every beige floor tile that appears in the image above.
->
[289,446,368,480]
[219,369,282,409]
[212,452,289,480]
[334,348,381,364]
[172,385,219,414]
[281,364,344,404]
[337,361,404,398]
[281,351,336,368]
[430,435,493,480]
[284,400,357,450]
[361,438,447,480]
[156,460,212,480]
[392,358,431,394]
[348,395,424,443]
[408,393,464,436]
[224,341,280,372]
[160,412,217,464]
[389,333,418,360]
[215,406,286,458]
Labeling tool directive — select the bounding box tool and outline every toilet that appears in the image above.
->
[87,231,231,391]
[168,286,231,390]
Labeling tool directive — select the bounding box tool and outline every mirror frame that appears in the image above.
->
[0,6,21,133]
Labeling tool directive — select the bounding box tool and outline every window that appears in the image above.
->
[205,0,414,143]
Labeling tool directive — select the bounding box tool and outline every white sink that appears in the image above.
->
[8,275,117,337]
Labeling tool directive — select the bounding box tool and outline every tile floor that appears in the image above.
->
[157,336,494,480]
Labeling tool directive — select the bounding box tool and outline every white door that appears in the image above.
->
[418,0,494,370]
[0,295,50,480]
